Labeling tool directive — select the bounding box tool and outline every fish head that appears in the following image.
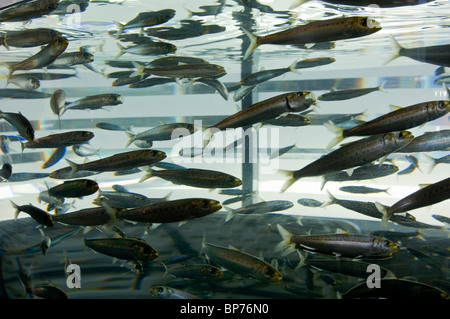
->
[374,237,398,257]
[150,286,169,298]
[286,91,316,112]
[152,150,167,162]
[81,52,95,63]
[28,76,40,90]
[387,130,414,149]
[427,100,450,117]
[50,36,69,53]
[209,266,224,278]
[350,17,382,35]
[257,264,283,283]
[192,198,222,214]
[84,179,99,192]
[82,131,95,141]
[140,244,158,261]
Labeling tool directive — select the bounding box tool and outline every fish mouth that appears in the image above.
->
[210,201,222,211]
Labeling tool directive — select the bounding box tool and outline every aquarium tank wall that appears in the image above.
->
[0,0,448,300]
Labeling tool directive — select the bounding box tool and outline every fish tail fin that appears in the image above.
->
[115,42,125,59]
[113,21,124,36]
[374,201,391,228]
[203,127,214,148]
[321,190,337,208]
[10,200,19,220]
[423,153,438,173]
[384,35,402,66]
[102,203,117,234]
[378,80,387,93]
[384,187,391,196]
[65,158,79,178]
[278,169,296,193]
[20,141,25,154]
[139,167,153,183]
[224,206,236,222]
[130,62,145,78]
[125,131,135,148]
[242,27,259,60]
[162,262,170,278]
[288,60,301,75]
[275,224,296,255]
[323,121,344,149]
[294,250,307,270]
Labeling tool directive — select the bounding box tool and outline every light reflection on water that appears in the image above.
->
[0,0,449,300]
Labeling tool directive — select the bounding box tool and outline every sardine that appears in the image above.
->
[0,88,52,99]
[116,198,221,224]
[10,201,54,227]
[276,224,397,258]
[116,41,177,58]
[53,205,116,230]
[325,101,450,148]
[61,149,166,178]
[395,130,450,153]
[21,131,94,150]
[48,51,94,68]
[3,36,68,78]
[114,9,176,35]
[146,20,225,41]
[46,179,99,198]
[0,0,59,22]
[297,198,324,207]
[425,154,450,172]
[125,122,197,147]
[84,237,158,262]
[132,62,226,79]
[6,74,40,90]
[61,93,123,115]
[195,78,229,100]
[93,190,169,209]
[128,77,175,88]
[243,16,381,59]
[163,264,223,280]
[139,168,242,189]
[281,131,413,192]
[322,163,399,190]
[205,91,315,144]
[339,185,390,195]
[318,82,386,101]
[224,200,293,222]
[0,28,61,50]
[202,241,282,283]
[0,110,35,141]
[239,61,300,87]
[387,35,450,67]
[375,177,450,227]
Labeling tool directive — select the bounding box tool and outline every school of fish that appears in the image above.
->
[0,0,448,301]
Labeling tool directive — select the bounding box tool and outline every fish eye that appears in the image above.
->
[360,17,368,26]
[384,240,391,246]
[264,267,274,277]
[398,131,404,138]
[157,287,165,293]
[438,101,445,109]
[200,200,210,208]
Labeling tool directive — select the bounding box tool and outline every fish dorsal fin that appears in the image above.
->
[335,228,348,234]
[345,167,355,176]
[389,104,402,112]
[228,244,240,251]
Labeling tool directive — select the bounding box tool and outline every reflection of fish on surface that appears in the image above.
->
[318,81,386,101]
[150,286,201,299]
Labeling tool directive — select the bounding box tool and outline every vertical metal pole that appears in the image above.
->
[239,8,258,206]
